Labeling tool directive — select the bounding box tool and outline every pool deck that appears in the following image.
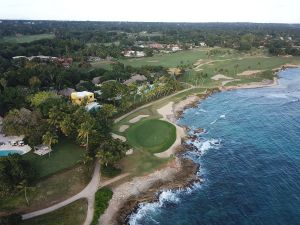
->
[0,134,31,154]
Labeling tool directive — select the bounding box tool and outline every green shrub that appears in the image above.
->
[101,165,122,178]
[90,188,113,225]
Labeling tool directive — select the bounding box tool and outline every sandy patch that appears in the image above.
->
[112,133,126,142]
[211,74,233,81]
[222,78,278,91]
[173,95,201,115]
[283,64,300,68]
[238,70,263,76]
[119,125,129,132]
[129,115,149,123]
[168,67,181,75]
[126,149,134,155]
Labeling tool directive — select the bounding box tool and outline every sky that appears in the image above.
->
[0,0,299,23]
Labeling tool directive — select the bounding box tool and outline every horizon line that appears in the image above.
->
[1,18,300,25]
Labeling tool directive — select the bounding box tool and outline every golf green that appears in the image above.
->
[126,119,176,153]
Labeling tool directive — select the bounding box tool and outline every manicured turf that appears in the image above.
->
[21,199,87,225]
[126,119,176,153]
[119,48,211,68]
[23,139,85,178]
[0,34,55,43]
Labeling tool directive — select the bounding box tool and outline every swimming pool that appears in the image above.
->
[0,150,23,156]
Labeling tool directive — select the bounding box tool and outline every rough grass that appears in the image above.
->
[90,188,113,225]
[90,60,114,70]
[126,119,176,154]
[0,163,93,214]
[20,199,87,225]
[0,34,55,43]
[23,139,85,178]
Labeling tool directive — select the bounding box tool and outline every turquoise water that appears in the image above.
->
[129,68,300,225]
[0,150,23,156]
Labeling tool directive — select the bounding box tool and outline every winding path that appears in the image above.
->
[22,162,101,225]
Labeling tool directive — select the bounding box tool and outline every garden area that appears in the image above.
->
[0,139,92,215]
[23,139,85,178]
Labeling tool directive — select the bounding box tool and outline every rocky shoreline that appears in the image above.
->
[118,158,200,225]
[101,75,283,225]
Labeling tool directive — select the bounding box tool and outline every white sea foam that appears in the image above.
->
[191,139,221,154]
[210,119,218,124]
[128,183,202,225]
[128,189,181,225]
[199,108,207,112]
[220,114,226,118]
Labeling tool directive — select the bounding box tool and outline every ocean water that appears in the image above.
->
[129,68,300,225]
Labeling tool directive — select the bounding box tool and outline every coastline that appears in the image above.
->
[101,74,283,225]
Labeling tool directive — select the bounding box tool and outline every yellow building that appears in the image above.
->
[71,91,95,105]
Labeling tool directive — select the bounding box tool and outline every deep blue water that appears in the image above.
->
[129,68,300,225]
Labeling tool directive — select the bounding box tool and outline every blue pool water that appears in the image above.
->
[0,150,23,156]
[129,68,300,225]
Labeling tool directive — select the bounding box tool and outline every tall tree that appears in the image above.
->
[77,119,95,151]
[42,131,58,156]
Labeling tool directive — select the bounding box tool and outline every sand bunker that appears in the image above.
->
[168,68,181,75]
[129,115,149,123]
[112,133,126,142]
[211,74,233,80]
[238,70,263,76]
[126,149,134,155]
[119,125,129,132]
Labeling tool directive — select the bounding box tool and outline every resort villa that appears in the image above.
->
[71,91,101,111]
[71,91,95,105]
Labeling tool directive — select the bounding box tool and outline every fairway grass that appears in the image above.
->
[21,199,87,225]
[126,119,176,154]
[0,33,55,43]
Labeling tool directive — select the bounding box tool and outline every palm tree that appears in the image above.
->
[234,64,239,75]
[77,120,94,151]
[0,78,7,93]
[42,131,58,157]
[17,180,34,206]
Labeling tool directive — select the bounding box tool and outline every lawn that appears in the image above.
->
[0,33,55,43]
[126,119,176,153]
[0,163,93,214]
[23,139,85,178]
[21,199,87,225]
